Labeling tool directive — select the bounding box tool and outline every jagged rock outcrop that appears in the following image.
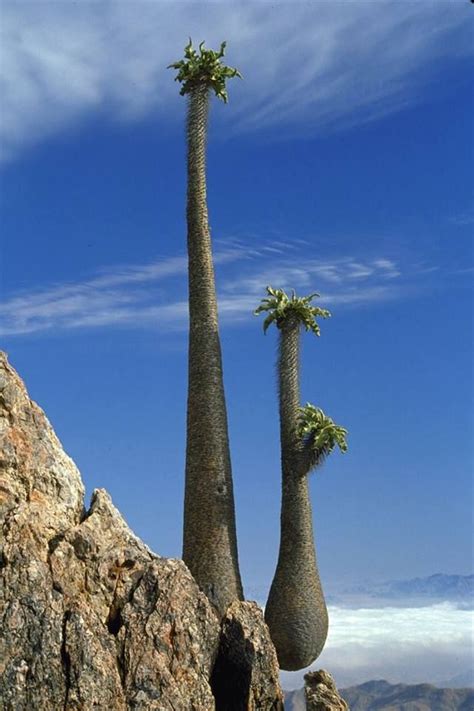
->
[0,351,283,710]
[304,670,349,711]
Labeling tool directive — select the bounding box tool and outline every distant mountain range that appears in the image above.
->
[284,680,474,711]
[331,573,474,606]
[341,680,474,711]
[248,574,474,608]
[439,671,474,689]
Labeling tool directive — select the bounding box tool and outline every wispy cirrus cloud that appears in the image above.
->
[0,2,471,162]
[0,242,254,335]
[0,238,418,337]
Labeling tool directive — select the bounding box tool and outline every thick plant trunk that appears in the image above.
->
[264,318,328,670]
[182,83,243,615]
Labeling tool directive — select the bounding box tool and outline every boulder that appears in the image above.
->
[304,670,349,711]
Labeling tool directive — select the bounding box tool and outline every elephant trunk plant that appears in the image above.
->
[169,40,243,614]
[255,287,348,671]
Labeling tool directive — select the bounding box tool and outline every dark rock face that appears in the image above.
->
[0,352,283,710]
[304,670,349,711]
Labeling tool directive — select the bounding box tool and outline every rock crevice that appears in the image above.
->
[60,610,73,711]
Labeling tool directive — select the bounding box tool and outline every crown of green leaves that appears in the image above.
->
[254,286,331,334]
[168,39,242,103]
[297,404,348,459]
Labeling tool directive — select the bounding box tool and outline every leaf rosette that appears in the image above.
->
[297,403,348,462]
[168,39,242,102]
[254,286,331,334]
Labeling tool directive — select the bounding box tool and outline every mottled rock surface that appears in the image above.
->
[304,670,349,710]
[0,352,283,710]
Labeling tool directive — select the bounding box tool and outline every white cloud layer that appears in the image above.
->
[0,242,408,336]
[1,1,471,161]
[281,602,474,690]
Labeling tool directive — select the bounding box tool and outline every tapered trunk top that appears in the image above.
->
[183,83,243,613]
[186,83,217,327]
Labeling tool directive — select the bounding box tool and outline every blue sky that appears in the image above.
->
[1,0,472,610]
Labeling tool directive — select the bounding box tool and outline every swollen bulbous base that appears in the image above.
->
[264,576,329,671]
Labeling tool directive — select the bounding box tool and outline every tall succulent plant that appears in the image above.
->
[255,287,347,670]
[169,40,243,614]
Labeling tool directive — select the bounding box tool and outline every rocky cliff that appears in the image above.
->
[0,352,284,710]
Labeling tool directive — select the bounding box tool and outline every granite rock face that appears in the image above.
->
[0,352,283,710]
[304,670,349,711]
